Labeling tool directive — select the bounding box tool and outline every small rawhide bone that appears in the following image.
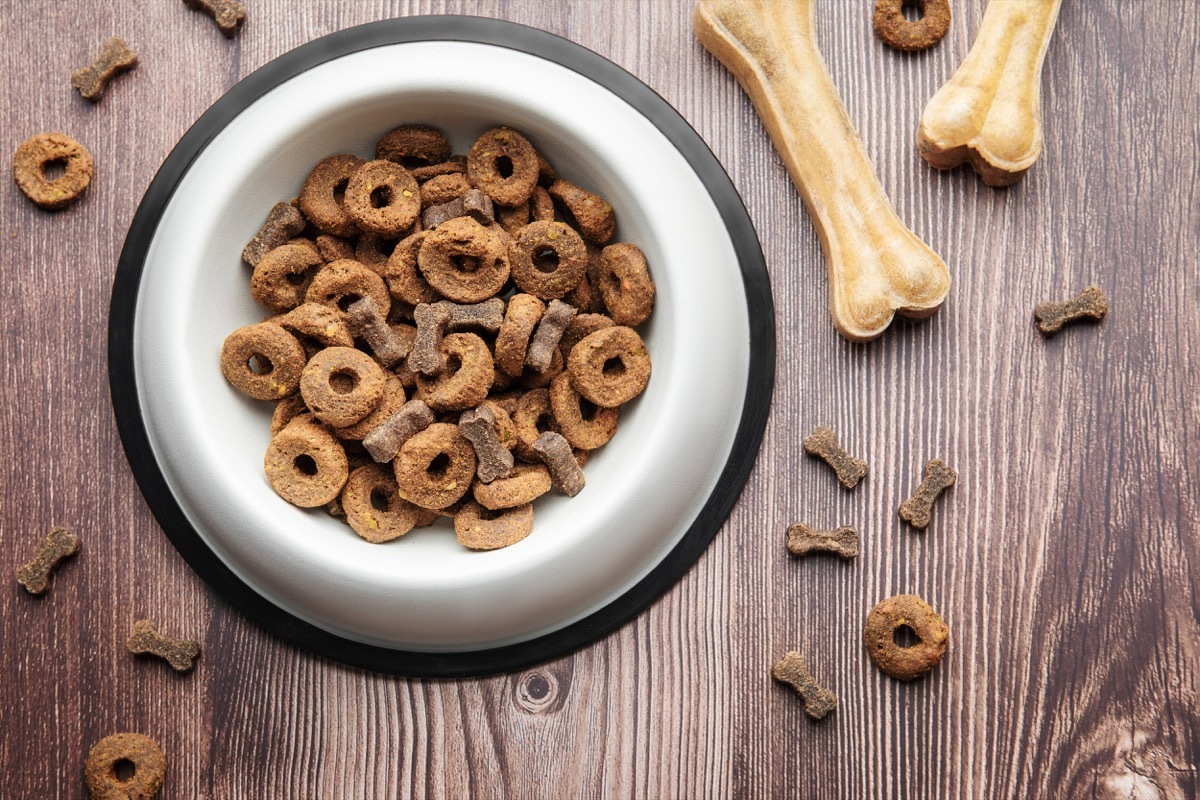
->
[802,426,868,489]
[532,431,585,497]
[70,37,138,102]
[407,302,451,375]
[918,0,1064,186]
[786,523,858,559]
[1035,285,1108,336]
[242,202,306,266]
[771,651,837,720]
[526,300,577,373]
[127,619,201,673]
[459,404,515,483]
[694,0,950,341]
[347,297,408,366]
[436,297,505,334]
[899,458,957,529]
[422,188,495,229]
[363,399,435,463]
[16,527,80,595]
[182,0,245,37]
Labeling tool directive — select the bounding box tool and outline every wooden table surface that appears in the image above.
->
[2,2,1196,798]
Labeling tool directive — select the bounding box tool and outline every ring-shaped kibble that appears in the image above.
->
[263,417,349,508]
[414,332,494,411]
[336,374,406,440]
[84,732,166,800]
[298,153,365,237]
[863,594,949,680]
[420,172,471,208]
[392,422,476,510]
[549,372,618,451]
[455,501,535,551]
[305,258,391,320]
[341,463,420,543]
[872,0,951,52]
[472,463,551,510]
[559,312,615,362]
[411,158,466,182]
[510,220,588,301]
[355,232,406,274]
[383,231,440,306]
[220,322,306,400]
[274,302,355,348]
[566,325,651,408]
[466,127,539,207]
[251,243,325,312]
[270,394,308,437]
[494,294,545,377]
[511,388,560,462]
[343,160,421,238]
[13,132,94,210]
[597,243,655,326]
[517,346,564,390]
[299,346,387,428]
[376,124,452,167]
[547,178,616,244]
[417,217,510,303]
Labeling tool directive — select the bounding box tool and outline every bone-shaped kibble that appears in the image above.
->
[435,297,505,334]
[16,527,80,595]
[422,188,495,229]
[70,38,138,102]
[459,405,515,484]
[899,458,957,529]
[532,431,585,497]
[347,297,409,366]
[242,202,307,266]
[694,0,950,341]
[127,619,201,673]
[363,399,435,463]
[802,426,868,489]
[526,300,577,373]
[785,523,858,559]
[918,0,1063,187]
[771,651,837,720]
[407,303,451,375]
[182,0,245,37]
[1035,285,1108,336]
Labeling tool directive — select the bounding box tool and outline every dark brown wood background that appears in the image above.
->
[2,1,1196,797]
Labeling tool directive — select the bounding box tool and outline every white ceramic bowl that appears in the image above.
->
[110,17,773,675]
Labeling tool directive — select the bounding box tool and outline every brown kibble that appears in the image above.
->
[251,243,325,312]
[802,426,868,489]
[414,332,494,411]
[70,37,138,102]
[341,464,420,543]
[526,299,577,373]
[84,733,166,800]
[347,296,409,367]
[455,501,535,551]
[362,399,435,463]
[771,651,837,720]
[422,187,496,229]
[459,404,515,483]
[376,124,451,167]
[263,416,349,507]
[12,133,93,211]
[299,347,386,428]
[532,431,585,497]
[566,325,651,408]
[495,294,545,377]
[597,243,654,327]
[467,127,539,207]
[344,160,421,238]
[863,594,949,680]
[316,234,356,263]
[298,154,365,237]
[393,423,476,510]
[274,302,354,349]
[1035,285,1108,335]
[548,178,616,244]
[242,202,307,266]
[407,302,451,375]
[785,523,858,559]
[436,297,505,334]
[126,619,201,673]
[420,172,472,208]
[16,527,80,595]
[220,322,306,400]
[472,464,551,509]
[873,0,951,52]
[183,0,245,36]
[898,458,956,529]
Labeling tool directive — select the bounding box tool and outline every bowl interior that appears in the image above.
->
[133,40,750,651]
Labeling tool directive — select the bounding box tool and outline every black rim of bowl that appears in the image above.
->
[107,15,775,678]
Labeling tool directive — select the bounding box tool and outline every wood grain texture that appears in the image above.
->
[1,1,1196,797]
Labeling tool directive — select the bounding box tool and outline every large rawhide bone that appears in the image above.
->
[918,0,1063,187]
[694,0,950,341]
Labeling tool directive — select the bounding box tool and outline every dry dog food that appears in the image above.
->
[863,594,949,680]
[1035,285,1108,335]
[802,426,868,489]
[13,133,93,210]
[785,522,859,559]
[221,124,653,549]
[873,0,951,52]
[899,458,956,529]
[84,733,166,800]
[771,651,837,720]
[71,37,138,101]
[126,619,201,673]
[16,526,80,595]
[183,0,245,36]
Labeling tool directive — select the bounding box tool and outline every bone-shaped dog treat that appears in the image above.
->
[242,202,306,266]
[363,399,435,463]
[532,431,585,497]
[899,458,957,529]
[785,523,859,559]
[182,0,245,37]
[526,300,577,373]
[802,426,868,489]
[918,0,1063,187]
[694,0,950,341]
[459,405,515,484]
[771,651,837,720]
[16,527,80,595]
[435,297,505,334]
[1035,285,1108,336]
[347,297,408,366]
[407,303,451,375]
[70,38,138,102]
[127,619,201,673]
[422,188,495,229]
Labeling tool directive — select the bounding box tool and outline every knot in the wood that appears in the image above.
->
[513,669,567,715]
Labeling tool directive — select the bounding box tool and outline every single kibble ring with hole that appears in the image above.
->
[263,416,349,508]
[298,153,365,237]
[510,220,588,301]
[250,243,325,312]
[417,217,511,303]
[84,732,166,800]
[549,372,618,450]
[873,0,952,52]
[466,126,540,207]
[305,259,392,320]
[341,463,420,543]
[414,332,494,411]
[220,322,306,400]
[393,422,477,510]
[566,325,651,408]
[863,593,949,680]
[343,159,421,237]
[299,346,386,427]
[12,132,94,210]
